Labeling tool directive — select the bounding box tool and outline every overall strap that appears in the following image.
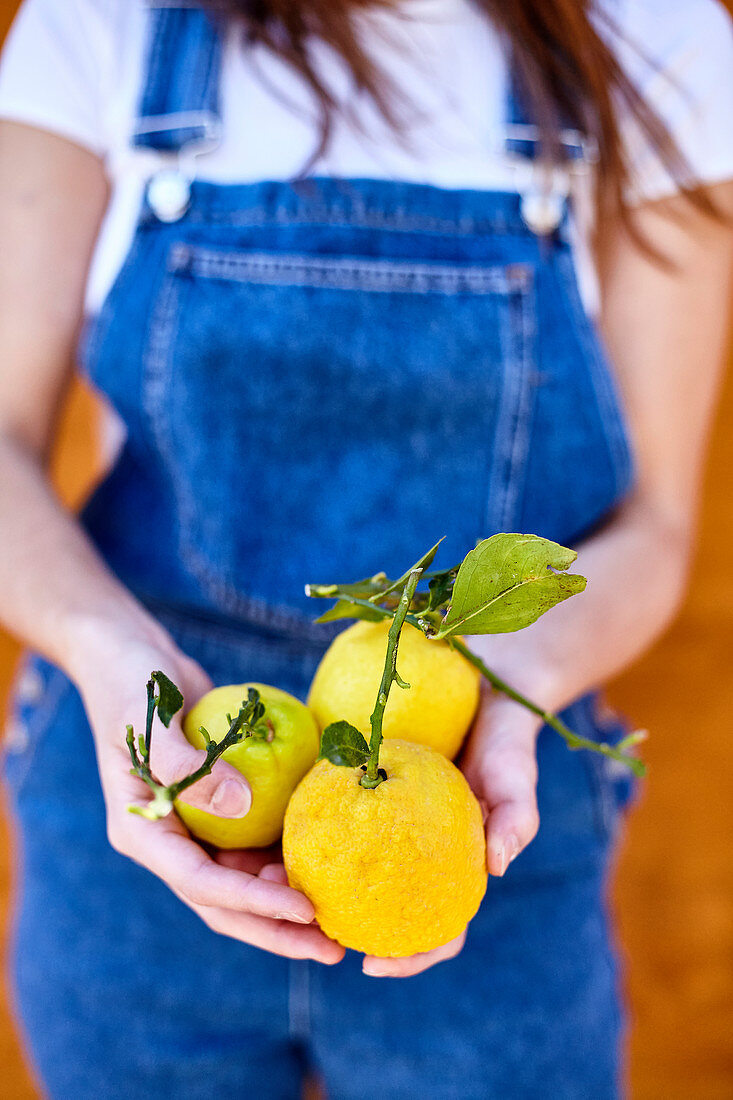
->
[505,64,592,164]
[133,1,223,154]
[504,60,597,235]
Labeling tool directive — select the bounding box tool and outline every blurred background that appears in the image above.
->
[0,2,732,1096]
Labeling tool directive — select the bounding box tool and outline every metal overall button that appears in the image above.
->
[147,169,192,223]
[504,122,595,236]
[520,189,565,235]
[519,162,567,235]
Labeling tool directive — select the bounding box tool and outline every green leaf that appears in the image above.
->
[427,568,457,612]
[151,670,184,727]
[315,600,385,624]
[435,533,587,637]
[306,575,391,601]
[308,540,445,617]
[318,721,370,767]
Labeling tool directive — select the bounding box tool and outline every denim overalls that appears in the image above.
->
[3,6,637,1098]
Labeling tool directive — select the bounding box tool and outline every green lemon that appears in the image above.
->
[176,683,320,849]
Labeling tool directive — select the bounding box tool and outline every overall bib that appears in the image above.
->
[3,6,637,1098]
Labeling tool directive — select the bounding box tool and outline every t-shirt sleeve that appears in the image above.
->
[613,0,733,203]
[0,0,112,155]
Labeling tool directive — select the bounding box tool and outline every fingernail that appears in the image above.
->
[210,779,251,818]
[276,910,311,924]
[494,842,507,877]
[491,834,521,876]
[362,961,387,977]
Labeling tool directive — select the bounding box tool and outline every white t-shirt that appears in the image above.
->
[1,0,733,312]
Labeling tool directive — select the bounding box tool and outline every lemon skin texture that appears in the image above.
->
[176,683,320,849]
[282,739,487,957]
[307,620,481,759]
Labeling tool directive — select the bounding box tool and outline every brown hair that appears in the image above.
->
[204,0,714,232]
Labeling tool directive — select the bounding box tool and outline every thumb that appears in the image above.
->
[149,715,252,819]
[462,696,541,877]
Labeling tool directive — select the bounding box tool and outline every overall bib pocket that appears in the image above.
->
[142,243,537,623]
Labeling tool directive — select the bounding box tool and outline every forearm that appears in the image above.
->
[0,432,171,685]
[467,493,691,714]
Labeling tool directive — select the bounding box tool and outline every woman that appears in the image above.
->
[0,0,732,1096]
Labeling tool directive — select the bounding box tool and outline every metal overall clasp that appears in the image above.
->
[132,110,222,223]
[504,124,599,236]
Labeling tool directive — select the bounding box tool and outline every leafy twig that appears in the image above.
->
[306,538,647,777]
[126,678,268,820]
[448,638,647,777]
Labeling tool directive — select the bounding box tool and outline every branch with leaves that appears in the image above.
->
[126,672,270,820]
[308,533,647,778]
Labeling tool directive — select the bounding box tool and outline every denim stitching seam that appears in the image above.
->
[185,207,520,236]
[500,279,537,529]
[556,251,634,497]
[176,248,518,295]
[485,270,535,530]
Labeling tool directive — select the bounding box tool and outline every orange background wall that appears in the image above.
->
[1,3,732,1097]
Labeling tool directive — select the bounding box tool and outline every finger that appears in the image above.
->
[215,847,283,876]
[173,891,345,963]
[258,863,289,885]
[107,785,315,923]
[148,715,252,819]
[483,749,539,877]
[462,699,540,877]
[215,850,289,885]
[362,932,466,978]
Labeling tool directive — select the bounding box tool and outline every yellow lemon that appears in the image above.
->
[282,739,487,957]
[307,620,480,759]
[177,683,319,849]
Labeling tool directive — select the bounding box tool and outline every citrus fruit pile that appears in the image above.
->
[128,534,642,960]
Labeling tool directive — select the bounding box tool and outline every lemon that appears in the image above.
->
[177,683,319,849]
[282,739,487,957]
[307,620,480,759]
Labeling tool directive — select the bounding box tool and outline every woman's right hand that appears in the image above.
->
[71,617,344,966]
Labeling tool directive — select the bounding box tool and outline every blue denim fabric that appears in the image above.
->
[2,7,638,1098]
[133,4,221,152]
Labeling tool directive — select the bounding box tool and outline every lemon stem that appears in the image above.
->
[361,567,422,789]
[448,637,646,779]
[126,687,268,819]
[143,678,157,762]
